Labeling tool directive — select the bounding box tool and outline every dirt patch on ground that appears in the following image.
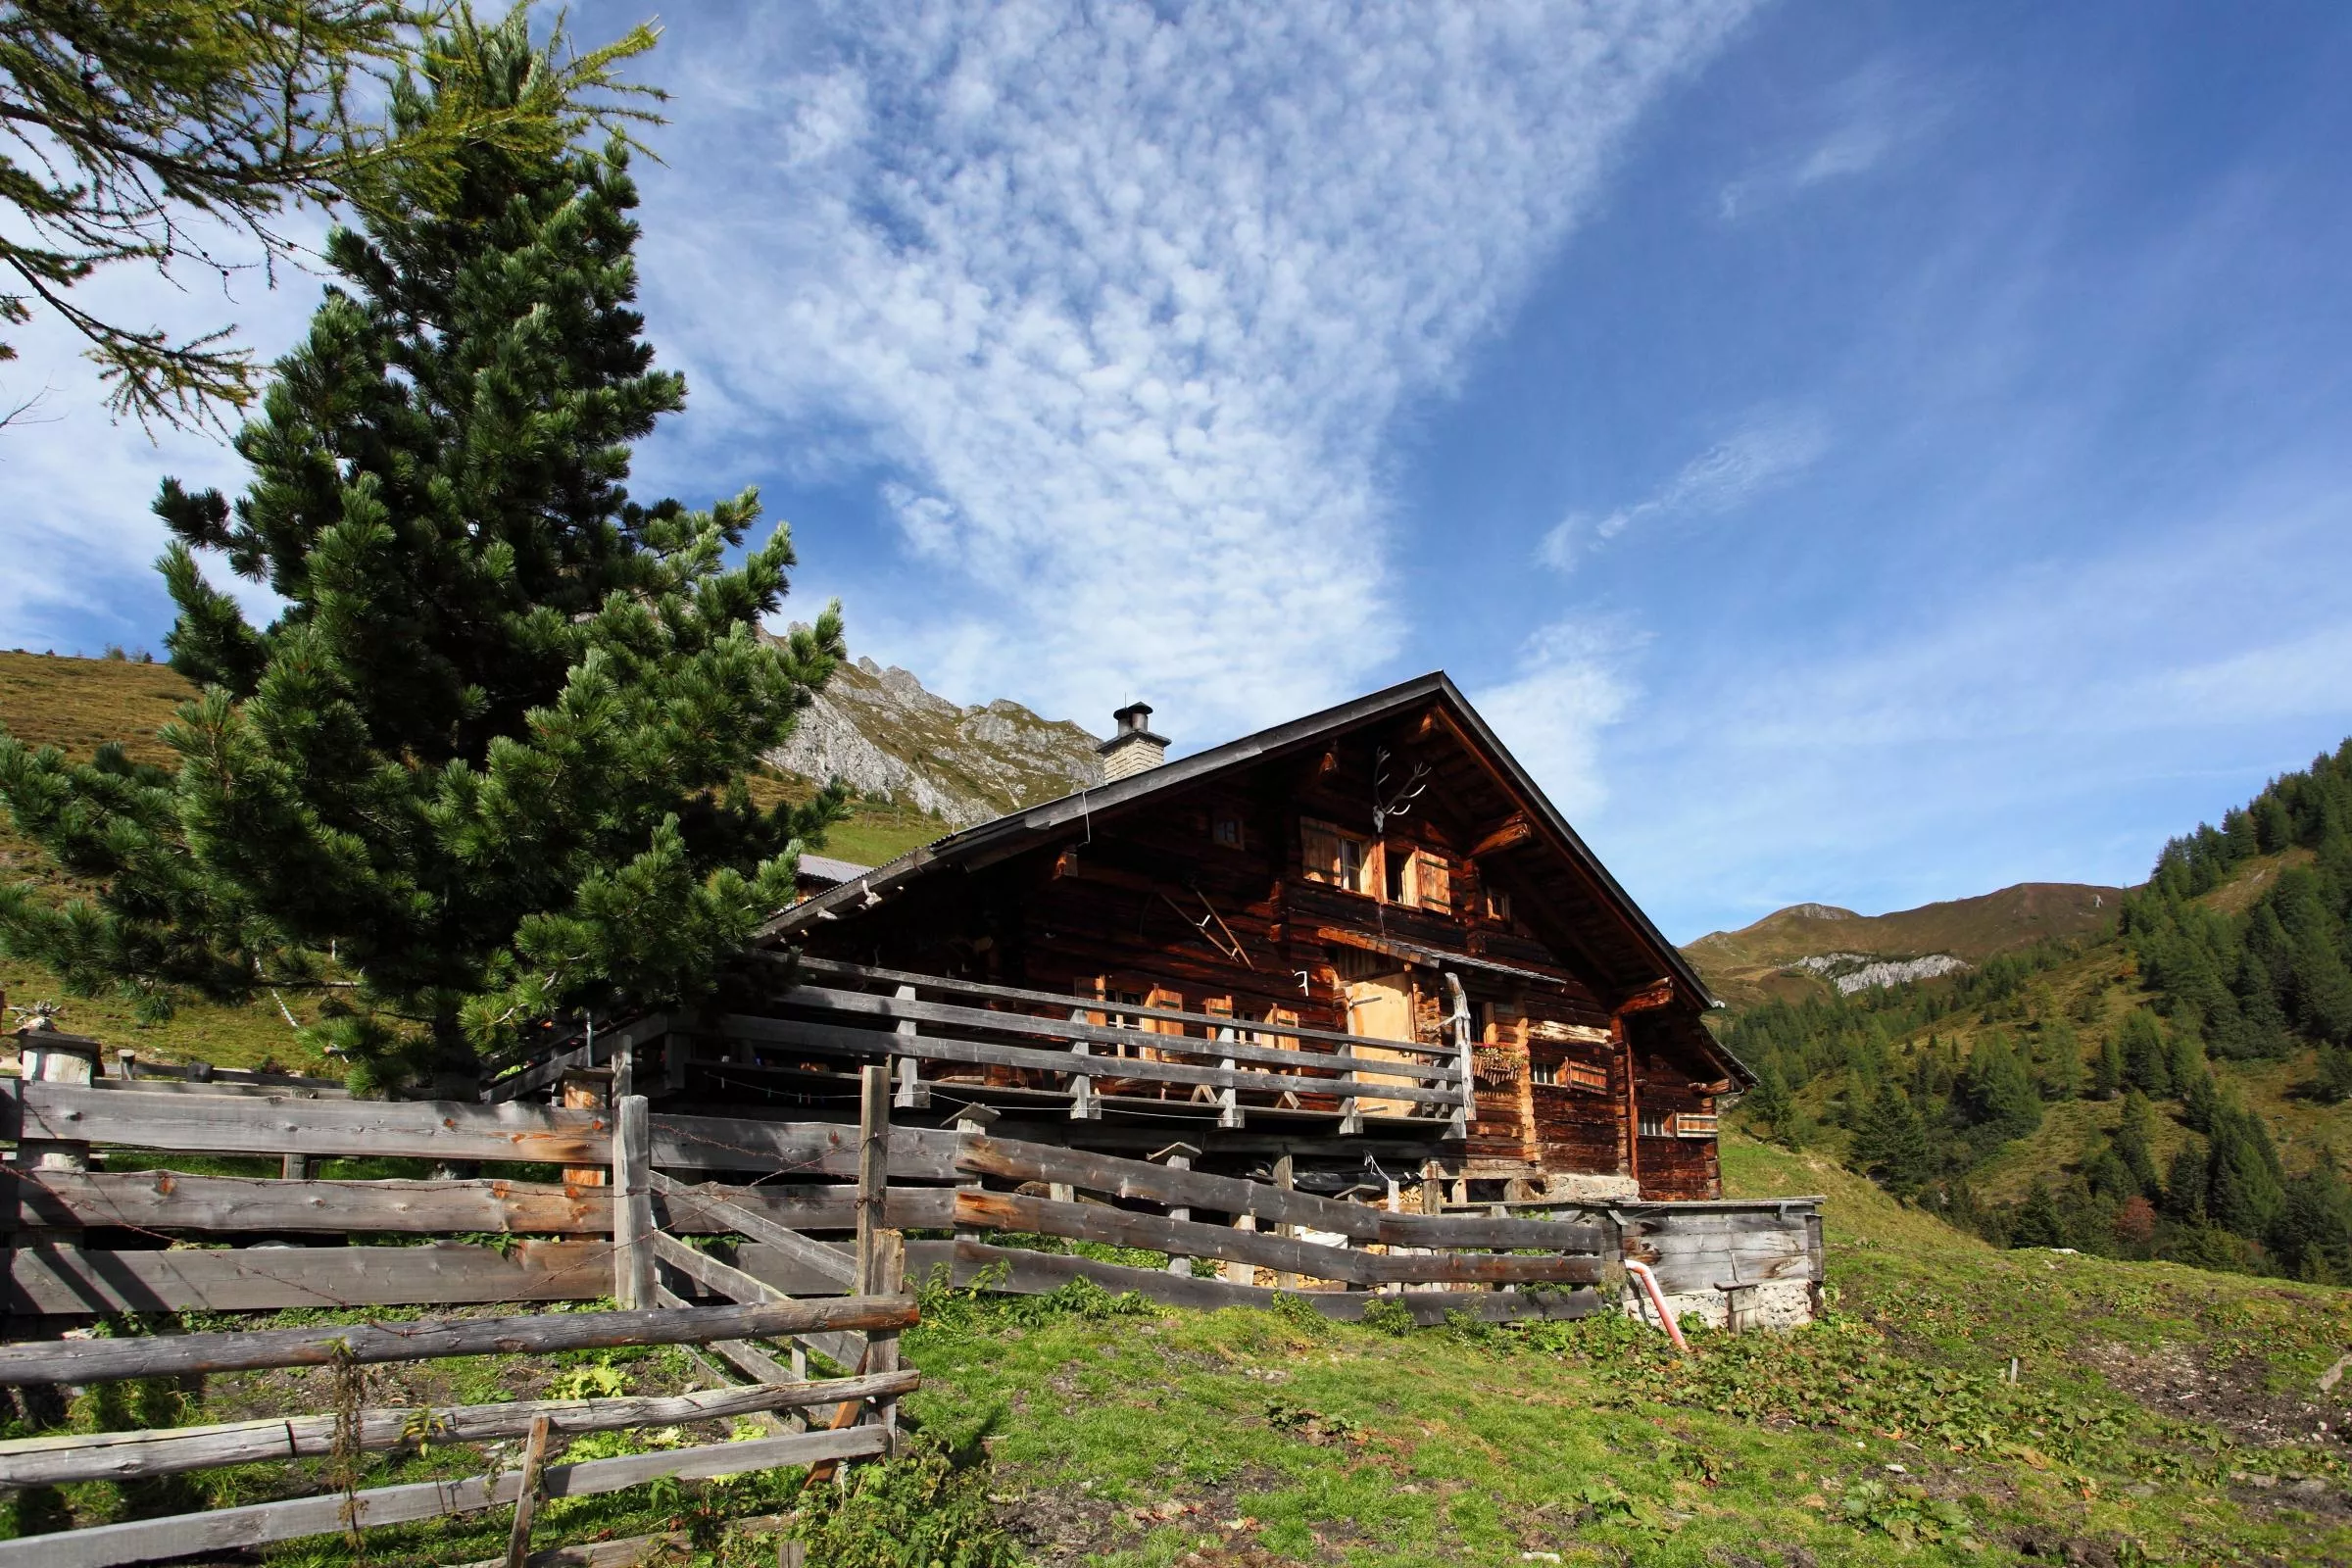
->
[993,1465,1304,1564]
[2079,1339,2348,1449]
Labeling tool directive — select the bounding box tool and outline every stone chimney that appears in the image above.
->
[1097,701,1169,781]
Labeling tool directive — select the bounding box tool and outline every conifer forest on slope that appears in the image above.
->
[1716,739,2352,1283]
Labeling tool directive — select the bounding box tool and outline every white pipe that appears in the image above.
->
[1622,1260,1690,1354]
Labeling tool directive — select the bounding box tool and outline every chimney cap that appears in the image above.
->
[1098,699,1170,774]
[1101,701,1168,751]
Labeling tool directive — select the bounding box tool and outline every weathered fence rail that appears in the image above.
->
[0,1425,889,1568]
[0,1370,920,1488]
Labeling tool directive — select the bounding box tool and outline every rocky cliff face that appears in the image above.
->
[768,654,1104,829]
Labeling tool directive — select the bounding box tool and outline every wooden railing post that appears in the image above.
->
[854,1065,891,1293]
[1336,1065,1362,1136]
[953,1103,999,1245]
[503,1413,552,1568]
[18,1036,97,1174]
[1446,973,1474,1141]
[1152,1143,1201,1277]
[1272,1154,1298,1292]
[612,1095,654,1309]
[867,1230,905,1444]
[1066,1007,1100,1120]
[560,1068,612,1190]
[855,1066,899,1446]
[1224,1213,1257,1286]
[891,985,929,1108]
[1214,1024,1243,1129]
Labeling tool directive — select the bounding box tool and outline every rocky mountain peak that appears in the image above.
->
[768,646,1105,829]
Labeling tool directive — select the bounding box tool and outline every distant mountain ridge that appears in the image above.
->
[1684,881,2127,1007]
[766,650,1104,831]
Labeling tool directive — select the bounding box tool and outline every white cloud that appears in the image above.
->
[1540,407,1828,569]
[1472,618,1645,818]
[642,0,1757,742]
[1715,59,1941,220]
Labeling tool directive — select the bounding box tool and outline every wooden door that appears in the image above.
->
[1343,971,1420,1120]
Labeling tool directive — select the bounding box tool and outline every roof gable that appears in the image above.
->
[761,671,1715,1014]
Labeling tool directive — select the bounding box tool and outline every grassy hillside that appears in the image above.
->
[1689,882,2127,1008]
[17,1128,2342,1562]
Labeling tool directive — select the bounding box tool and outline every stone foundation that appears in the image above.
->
[1623,1276,1815,1334]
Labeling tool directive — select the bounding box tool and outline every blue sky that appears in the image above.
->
[5,1,2350,943]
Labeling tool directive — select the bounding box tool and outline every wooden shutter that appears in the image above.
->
[1413,851,1451,913]
[1299,818,1344,884]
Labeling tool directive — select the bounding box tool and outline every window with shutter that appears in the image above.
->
[1563,1060,1609,1094]
[1300,817,1370,893]
[1414,851,1451,913]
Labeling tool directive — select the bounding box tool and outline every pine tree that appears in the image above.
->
[1960,1031,2043,1141]
[2275,868,2352,1043]
[2010,1180,2066,1250]
[2113,1090,2162,1198]
[2082,1147,2136,1202]
[2164,1143,2209,1222]
[2315,1044,2352,1104]
[2092,1029,2125,1099]
[2276,1154,2352,1284]
[1744,1062,1795,1143]
[1850,1083,1934,1200]
[2205,1099,2287,1241]
[0,18,843,1091]
[2037,1016,2082,1101]
[2180,1068,2221,1133]
[2163,1021,2207,1099]
[2118,1010,2173,1097]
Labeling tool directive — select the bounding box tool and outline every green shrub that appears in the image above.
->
[787,1435,1019,1567]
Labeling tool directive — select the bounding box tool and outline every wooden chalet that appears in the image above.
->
[677,672,1748,1204]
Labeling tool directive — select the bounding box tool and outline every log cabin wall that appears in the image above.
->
[1626,1012,1723,1201]
[782,688,1736,1199]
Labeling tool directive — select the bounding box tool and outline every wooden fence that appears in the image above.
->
[0,1043,1821,1562]
[0,1054,921,1568]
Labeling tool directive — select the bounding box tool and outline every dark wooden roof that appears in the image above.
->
[759,671,1718,1015]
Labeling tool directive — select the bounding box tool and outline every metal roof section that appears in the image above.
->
[794,854,876,888]
[757,670,1719,1012]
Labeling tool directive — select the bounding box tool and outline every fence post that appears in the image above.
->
[891,985,930,1108]
[560,1068,612,1190]
[1066,1007,1100,1120]
[17,1035,97,1174]
[1446,973,1475,1140]
[1152,1143,1201,1277]
[612,1095,654,1309]
[953,1103,998,1246]
[1214,1024,1244,1128]
[1336,1060,1362,1136]
[503,1413,552,1568]
[1272,1155,1298,1292]
[867,1229,905,1445]
[854,1065,898,1443]
[1225,1213,1257,1287]
[855,1065,891,1294]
